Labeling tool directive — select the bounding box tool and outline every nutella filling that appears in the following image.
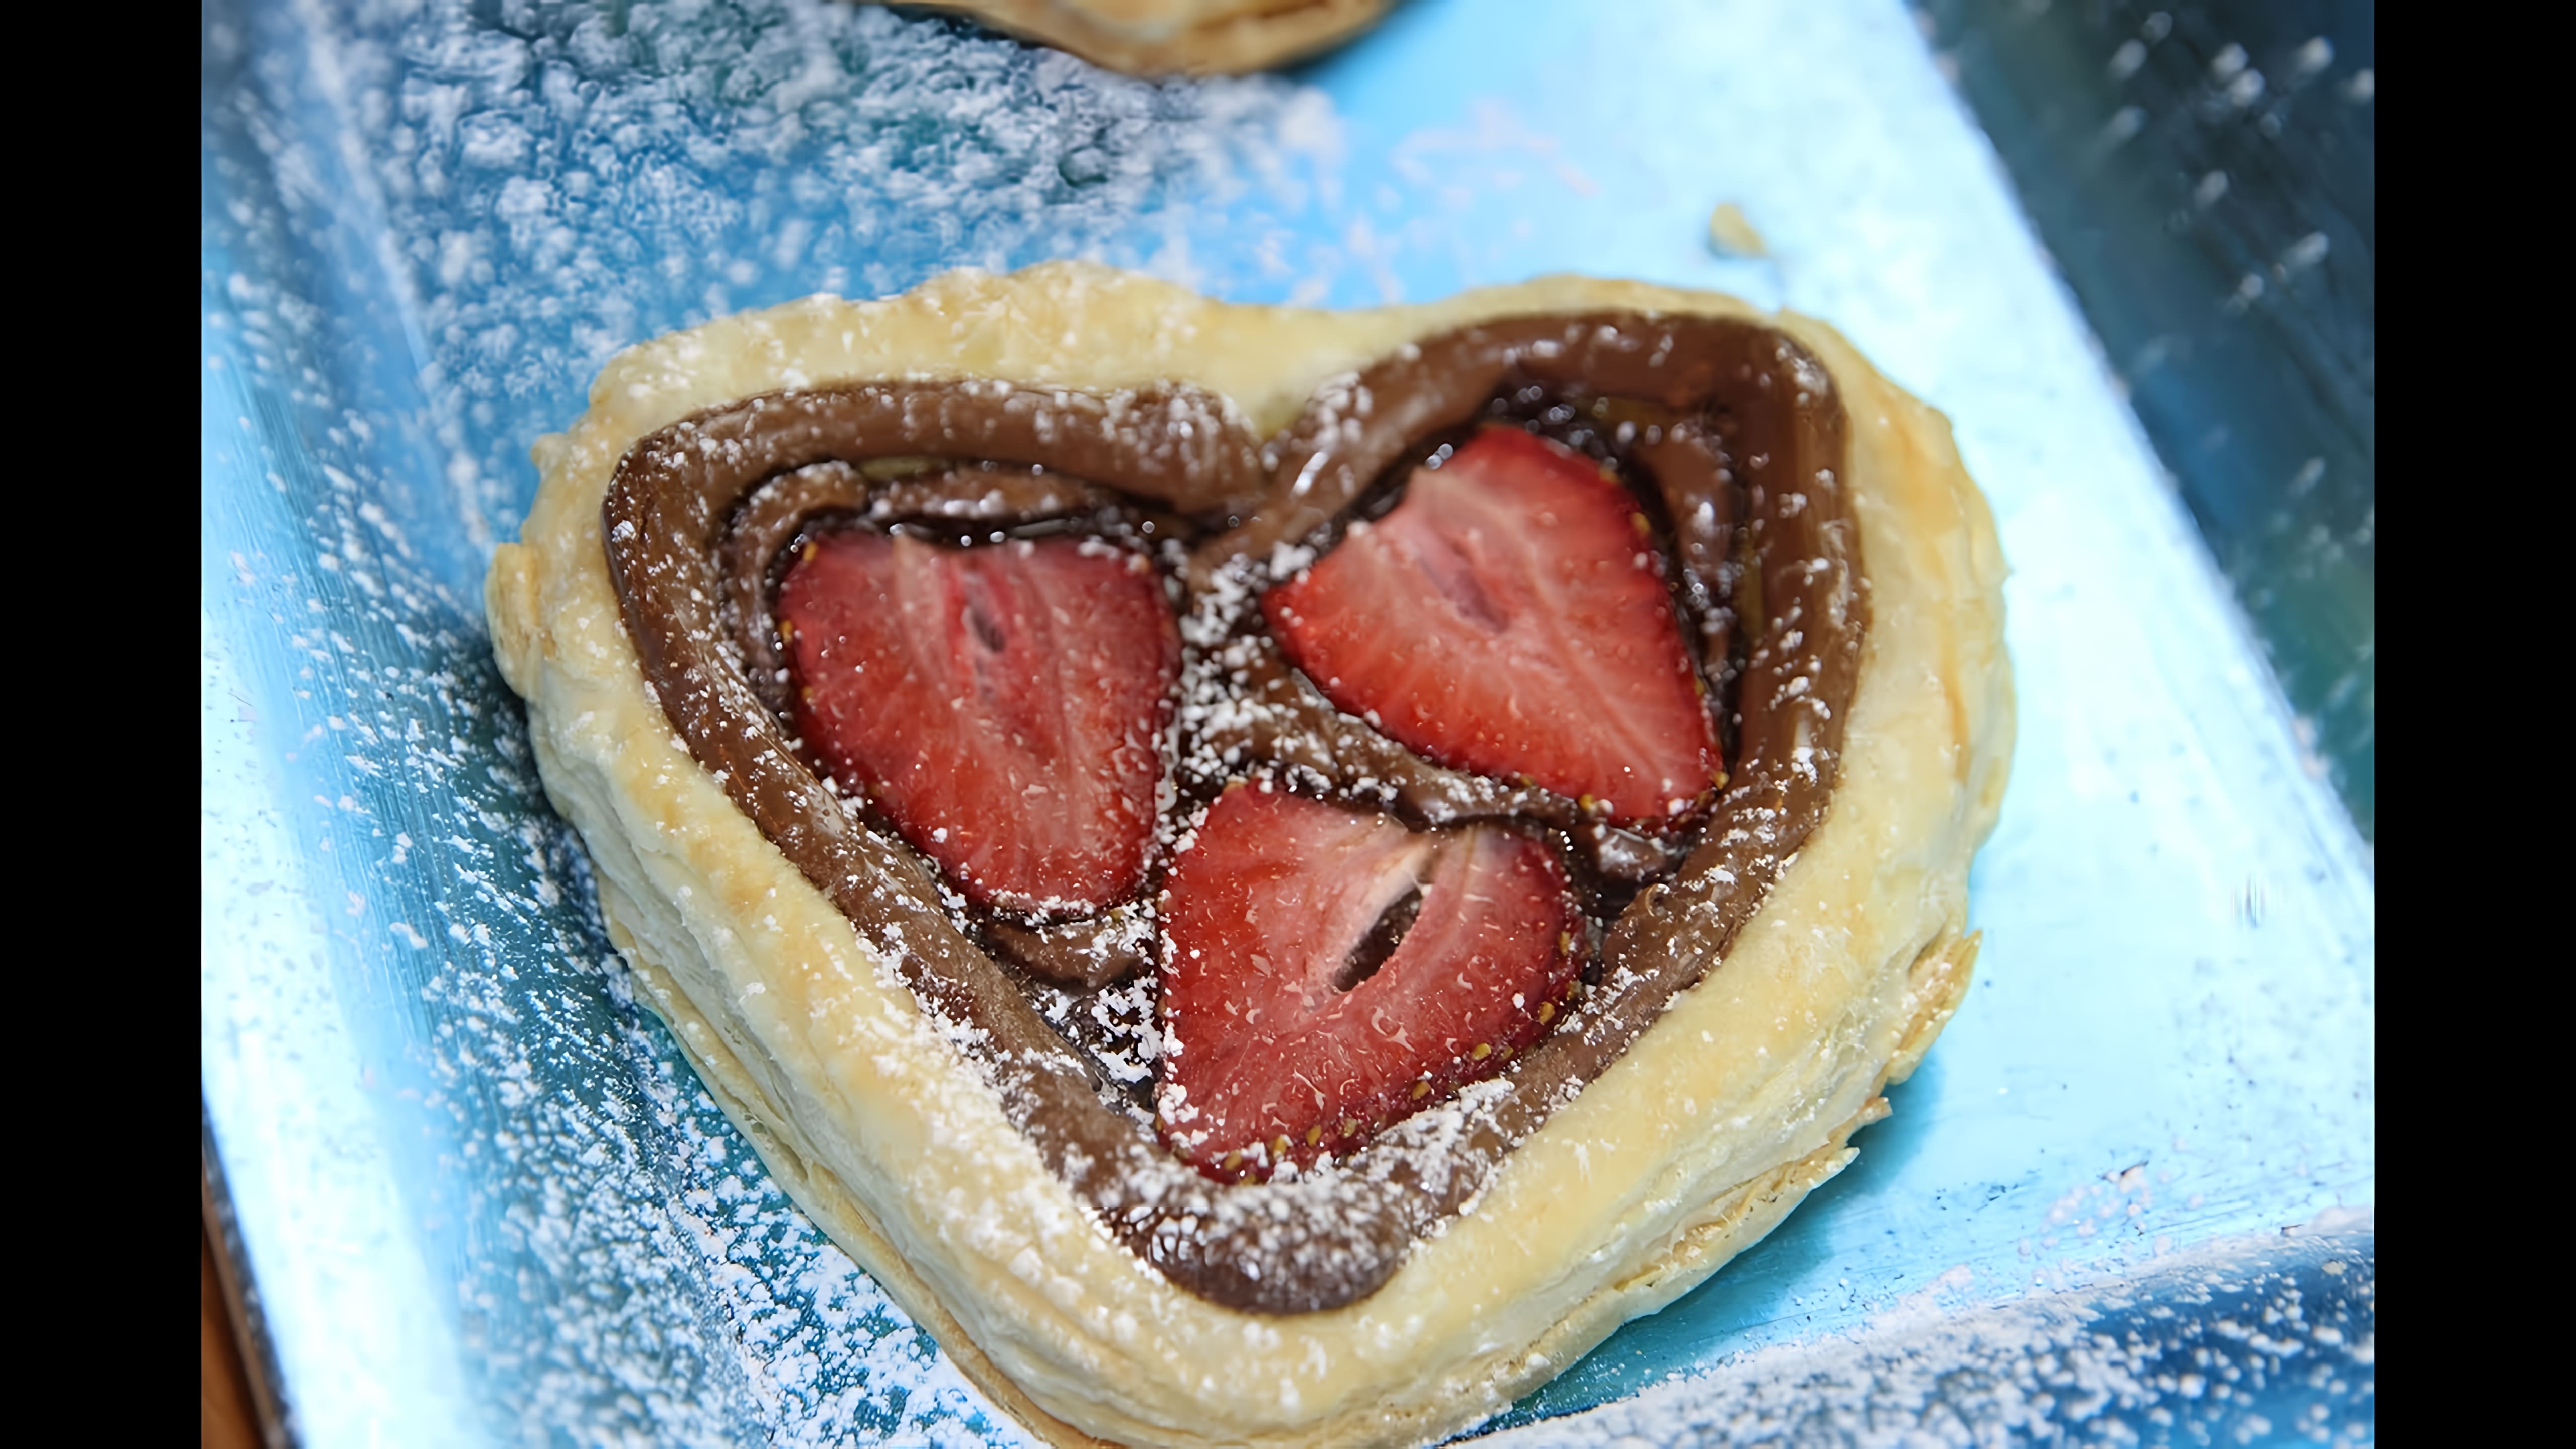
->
[603,315,1863,1314]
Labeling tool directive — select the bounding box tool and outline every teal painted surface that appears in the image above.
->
[201,1,2372,1442]
[1916,0,2374,841]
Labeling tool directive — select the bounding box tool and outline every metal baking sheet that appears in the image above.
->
[199,1,2374,1443]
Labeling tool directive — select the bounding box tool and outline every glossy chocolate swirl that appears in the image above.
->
[603,315,1863,1313]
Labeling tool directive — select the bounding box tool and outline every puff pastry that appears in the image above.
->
[486,263,2012,1447]
[890,0,1393,75]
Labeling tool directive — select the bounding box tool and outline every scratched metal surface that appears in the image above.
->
[199,1,2374,1443]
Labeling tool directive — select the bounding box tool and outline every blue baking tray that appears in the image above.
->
[200,1,2375,1443]
[1916,0,2374,842]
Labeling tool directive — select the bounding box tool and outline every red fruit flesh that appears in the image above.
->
[1158,785,1577,1179]
[778,531,1179,916]
[1263,427,1719,827]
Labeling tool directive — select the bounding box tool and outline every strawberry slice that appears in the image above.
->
[778,531,1179,917]
[1263,427,1719,827]
[1157,785,1577,1180]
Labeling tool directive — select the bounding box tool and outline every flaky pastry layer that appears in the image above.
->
[486,263,2013,1448]
[890,0,1392,76]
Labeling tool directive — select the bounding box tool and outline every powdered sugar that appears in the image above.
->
[206,0,2374,1437]
[1484,1225,2374,1447]
[270,0,1344,574]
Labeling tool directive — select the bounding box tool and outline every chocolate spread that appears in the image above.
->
[602,315,1864,1314]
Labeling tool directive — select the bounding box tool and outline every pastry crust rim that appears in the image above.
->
[891,0,1395,76]
[486,262,2015,1448]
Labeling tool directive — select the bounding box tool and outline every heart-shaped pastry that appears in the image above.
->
[487,264,2011,1447]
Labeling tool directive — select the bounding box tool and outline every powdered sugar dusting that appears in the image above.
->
[1485,1225,2374,1446]
[611,968,1022,1447]
[277,0,1344,571]
[209,1,1132,1435]
[206,0,2375,1437]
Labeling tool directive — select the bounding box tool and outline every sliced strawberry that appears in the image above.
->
[778,531,1179,916]
[1263,427,1719,827]
[1157,785,1577,1180]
